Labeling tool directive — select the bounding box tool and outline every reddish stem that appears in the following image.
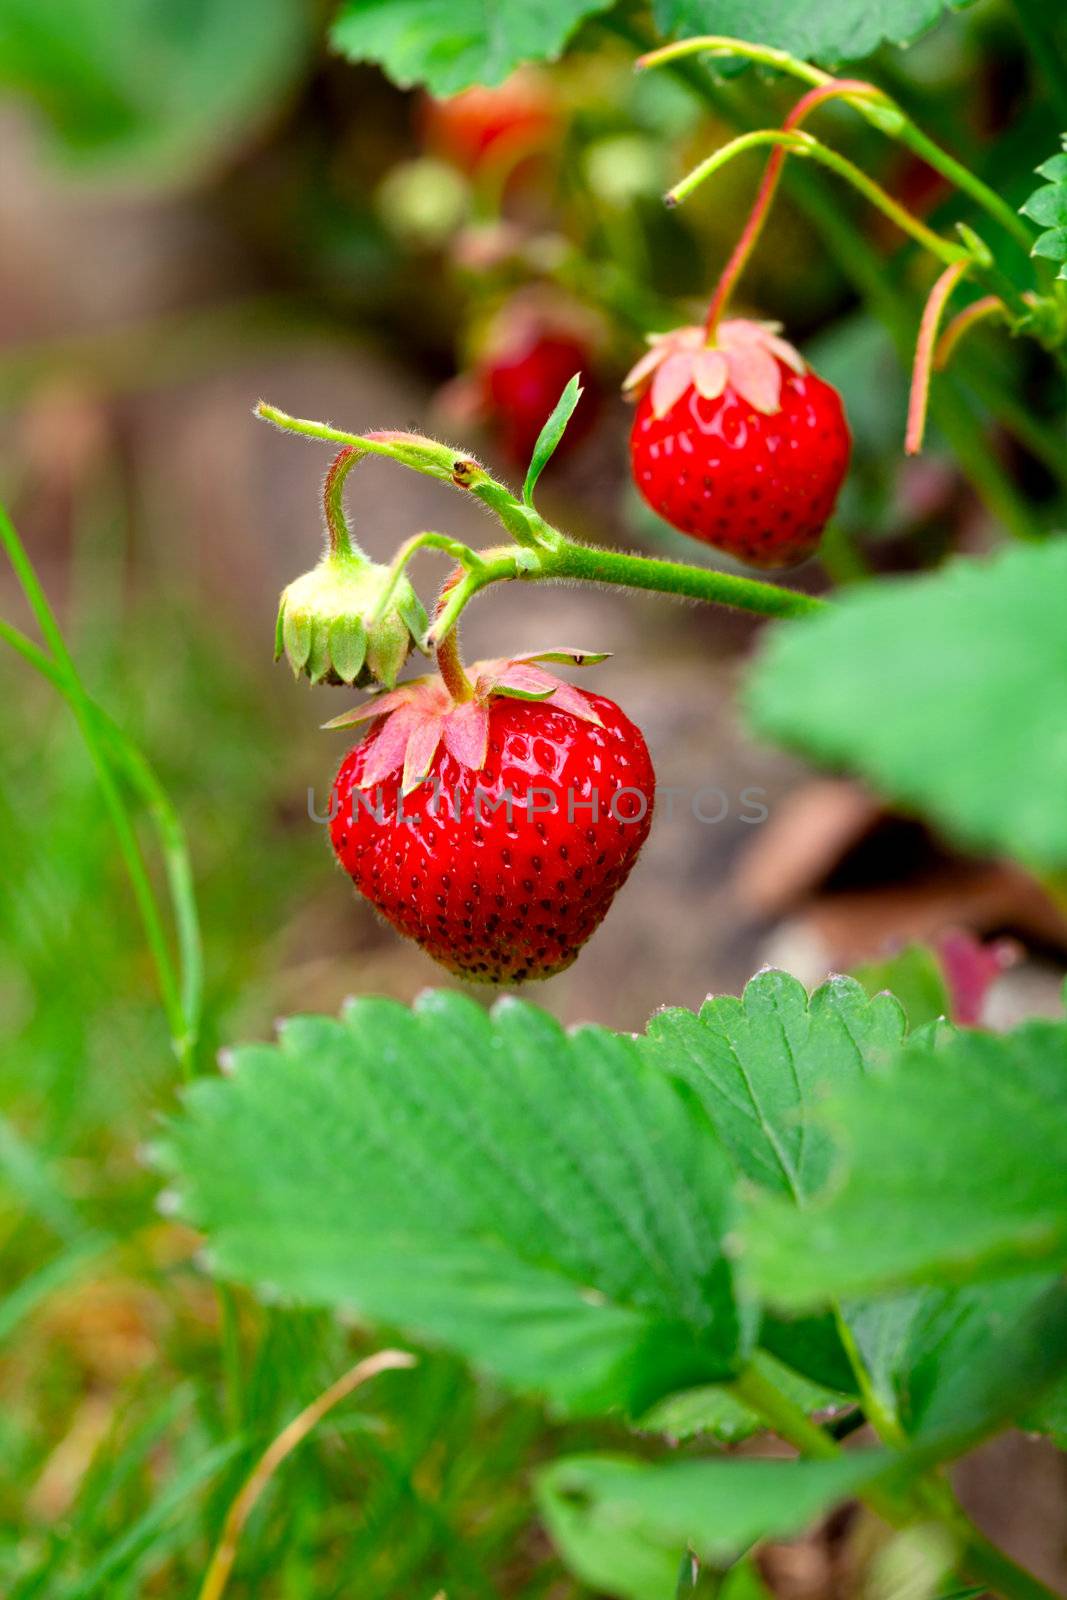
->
[934,294,1008,370]
[704,79,884,338]
[433,566,474,702]
[906,260,970,455]
[323,446,367,559]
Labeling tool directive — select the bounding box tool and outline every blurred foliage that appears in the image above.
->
[0,0,312,180]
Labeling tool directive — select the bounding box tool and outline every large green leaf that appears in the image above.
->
[641,970,906,1203]
[330,0,615,95]
[652,0,969,65]
[642,971,903,1396]
[746,542,1067,871]
[159,991,749,1417]
[743,1015,1067,1306]
[538,1450,891,1597]
[0,0,310,177]
[1021,138,1067,282]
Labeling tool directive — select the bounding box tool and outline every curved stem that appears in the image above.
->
[671,130,970,270]
[433,572,476,702]
[906,260,971,454]
[935,294,1010,369]
[372,531,486,624]
[705,80,884,335]
[638,35,1035,252]
[322,447,368,561]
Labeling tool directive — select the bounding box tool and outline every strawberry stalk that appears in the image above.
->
[704,79,883,337]
[905,259,971,456]
[934,295,1010,370]
[638,34,1035,254]
[670,129,972,272]
[433,571,476,702]
[322,445,370,561]
[258,401,826,626]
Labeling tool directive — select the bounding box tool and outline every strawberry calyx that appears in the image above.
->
[276,551,429,690]
[622,317,806,420]
[323,646,609,795]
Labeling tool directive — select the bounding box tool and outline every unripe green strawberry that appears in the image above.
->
[276,552,427,690]
[275,442,429,690]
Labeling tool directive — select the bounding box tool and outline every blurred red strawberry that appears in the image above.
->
[421,70,559,176]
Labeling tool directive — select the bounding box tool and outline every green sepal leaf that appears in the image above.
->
[524,371,585,502]
[746,542,1067,869]
[523,374,584,507]
[158,991,752,1417]
[328,614,367,684]
[329,0,615,95]
[282,604,313,672]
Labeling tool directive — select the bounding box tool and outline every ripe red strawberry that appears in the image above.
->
[625,319,850,569]
[327,649,654,982]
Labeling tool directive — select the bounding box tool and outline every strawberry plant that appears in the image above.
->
[5,3,1067,1597]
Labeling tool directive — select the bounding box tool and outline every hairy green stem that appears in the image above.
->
[372,531,487,624]
[428,539,825,643]
[704,79,883,335]
[545,541,825,616]
[322,447,369,561]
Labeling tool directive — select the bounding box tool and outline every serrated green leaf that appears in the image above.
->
[1033,226,1067,261]
[746,542,1067,870]
[742,1016,1067,1306]
[651,0,971,68]
[851,944,950,1032]
[641,970,906,1203]
[523,374,583,507]
[1021,138,1067,272]
[329,0,615,94]
[1023,188,1067,227]
[159,991,750,1417]
[538,1450,892,1595]
[0,0,310,177]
